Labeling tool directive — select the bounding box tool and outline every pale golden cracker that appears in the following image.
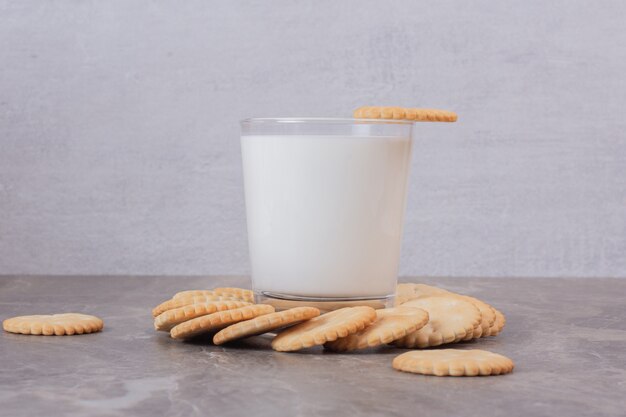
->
[170,304,274,339]
[462,296,496,339]
[325,307,429,352]
[393,349,514,377]
[354,106,457,122]
[152,294,241,317]
[488,308,506,336]
[213,287,255,302]
[394,296,481,348]
[271,306,377,352]
[213,307,320,345]
[2,313,103,336]
[154,300,251,331]
[395,283,449,305]
[173,287,254,303]
[397,283,496,339]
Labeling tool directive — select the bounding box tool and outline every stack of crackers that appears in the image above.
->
[151,283,514,377]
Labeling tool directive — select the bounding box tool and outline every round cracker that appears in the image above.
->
[173,287,254,303]
[394,296,481,348]
[154,300,252,331]
[325,307,429,352]
[395,283,449,305]
[353,106,457,122]
[393,349,514,377]
[453,295,496,340]
[3,313,103,336]
[213,307,320,345]
[271,306,377,352]
[170,304,274,339]
[397,284,496,340]
[152,294,242,317]
[488,308,506,336]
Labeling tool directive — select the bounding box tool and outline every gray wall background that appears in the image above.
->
[1,0,625,278]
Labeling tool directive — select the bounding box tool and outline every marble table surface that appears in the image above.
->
[0,276,625,417]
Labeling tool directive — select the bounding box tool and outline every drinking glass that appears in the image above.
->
[241,118,414,310]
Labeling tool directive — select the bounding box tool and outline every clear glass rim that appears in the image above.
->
[240,117,414,126]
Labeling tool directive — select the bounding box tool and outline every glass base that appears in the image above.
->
[255,291,395,313]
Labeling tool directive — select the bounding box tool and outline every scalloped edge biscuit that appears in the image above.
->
[213,307,320,345]
[325,307,429,352]
[393,349,514,377]
[394,296,481,348]
[395,283,449,305]
[271,306,377,352]
[152,294,242,317]
[154,300,252,331]
[397,283,496,339]
[173,287,254,303]
[354,106,457,122]
[488,308,506,336]
[170,304,275,339]
[462,296,496,339]
[2,313,103,336]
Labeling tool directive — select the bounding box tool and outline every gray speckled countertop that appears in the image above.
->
[0,276,625,417]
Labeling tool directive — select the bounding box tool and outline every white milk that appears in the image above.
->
[241,134,412,298]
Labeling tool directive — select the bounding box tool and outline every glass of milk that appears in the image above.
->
[241,118,413,310]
